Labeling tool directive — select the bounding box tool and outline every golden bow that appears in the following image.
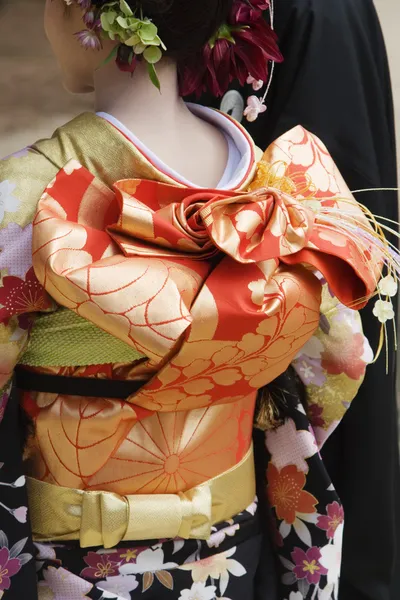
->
[27,445,255,548]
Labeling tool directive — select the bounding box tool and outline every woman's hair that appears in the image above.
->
[95,0,234,59]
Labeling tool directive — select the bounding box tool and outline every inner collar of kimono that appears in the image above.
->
[97,103,256,191]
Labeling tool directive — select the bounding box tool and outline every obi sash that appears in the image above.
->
[27,444,255,548]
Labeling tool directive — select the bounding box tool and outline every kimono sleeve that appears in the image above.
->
[0,148,57,599]
[292,281,373,448]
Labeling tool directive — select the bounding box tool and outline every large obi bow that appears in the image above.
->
[32,127,378,413]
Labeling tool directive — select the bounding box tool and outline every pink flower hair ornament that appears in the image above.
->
[64,0,282,119]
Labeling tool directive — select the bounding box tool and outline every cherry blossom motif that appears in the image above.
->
[34,543,61,573]
[293,356,326,387]
[38,566,93,599]
[321,332,366,380]
[317,502,344,540]
[244,96,267,122]
[207,521,240,548]
[292,546,328,585]
[267,463,318,524]
[96,574,139,599]
[373,299,395,323]
[114,547,145,564]
[295,334,324,361]
[265,418,318,472]
[293,335,327,387]
[0,547,21,591]
[378,275,398,297]
[307,404,325,429]
[246,75,264,91]
[180,547,246,595]
[81,552,119,580]
[319,523,344,597]
[119,548,178,574]
[179,581,217,600]
[0,180,20,225]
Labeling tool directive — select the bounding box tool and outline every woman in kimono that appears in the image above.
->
[0,1,397,599]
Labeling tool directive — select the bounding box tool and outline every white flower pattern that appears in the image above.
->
[119,548,178,575]
[178,581,217,600]
[0,181,20,224]
[180,547,246,595]
[96,574,139,599]
[378,275,398,297]
[373,299,395,323]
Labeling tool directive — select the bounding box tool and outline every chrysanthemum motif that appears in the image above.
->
[179,0,282,98]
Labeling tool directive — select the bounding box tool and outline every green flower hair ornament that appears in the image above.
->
[101,0,166,87]
[71,0,167,89]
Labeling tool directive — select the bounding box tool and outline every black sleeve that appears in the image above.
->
[201,1,400,598]
[0,387,38,599]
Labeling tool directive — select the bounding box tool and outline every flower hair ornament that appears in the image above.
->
[179,0,282,121]
[64,0,282,118]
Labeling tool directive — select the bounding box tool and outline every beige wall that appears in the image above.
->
[375,0,400,174]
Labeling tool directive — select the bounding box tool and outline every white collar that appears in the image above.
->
[97,103,253,190]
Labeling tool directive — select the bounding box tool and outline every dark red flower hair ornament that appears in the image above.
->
[179,0,283,120]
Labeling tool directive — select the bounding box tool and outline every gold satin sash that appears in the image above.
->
[28,445,255,548]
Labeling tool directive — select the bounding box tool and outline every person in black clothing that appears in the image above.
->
[200,1,400,599]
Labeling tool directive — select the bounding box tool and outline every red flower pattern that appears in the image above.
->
[81,552,119,580]
[179,0,282,97]
[292,547,328,585]
[308,403,325,428]
[317,501,344,540]
[0,548,21,591]
[0,267,51,320]
[267,463,318,525]
[321,332,366,380]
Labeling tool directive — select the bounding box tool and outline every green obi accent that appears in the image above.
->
[20,309,146,367]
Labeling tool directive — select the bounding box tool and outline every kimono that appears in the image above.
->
[199,1,400,598]
[0,106,384,600]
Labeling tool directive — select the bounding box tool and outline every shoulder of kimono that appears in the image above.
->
[0,112,123,230]
[32,112,117,172]
[31,111,174,188]
[0,143,59,230]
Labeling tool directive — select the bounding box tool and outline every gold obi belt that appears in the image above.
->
[28,444,255,548]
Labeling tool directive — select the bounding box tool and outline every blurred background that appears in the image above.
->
[0,0,399,161]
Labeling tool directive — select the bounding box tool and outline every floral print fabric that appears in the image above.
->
[35,507,261,599]
[265,404,346,599]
